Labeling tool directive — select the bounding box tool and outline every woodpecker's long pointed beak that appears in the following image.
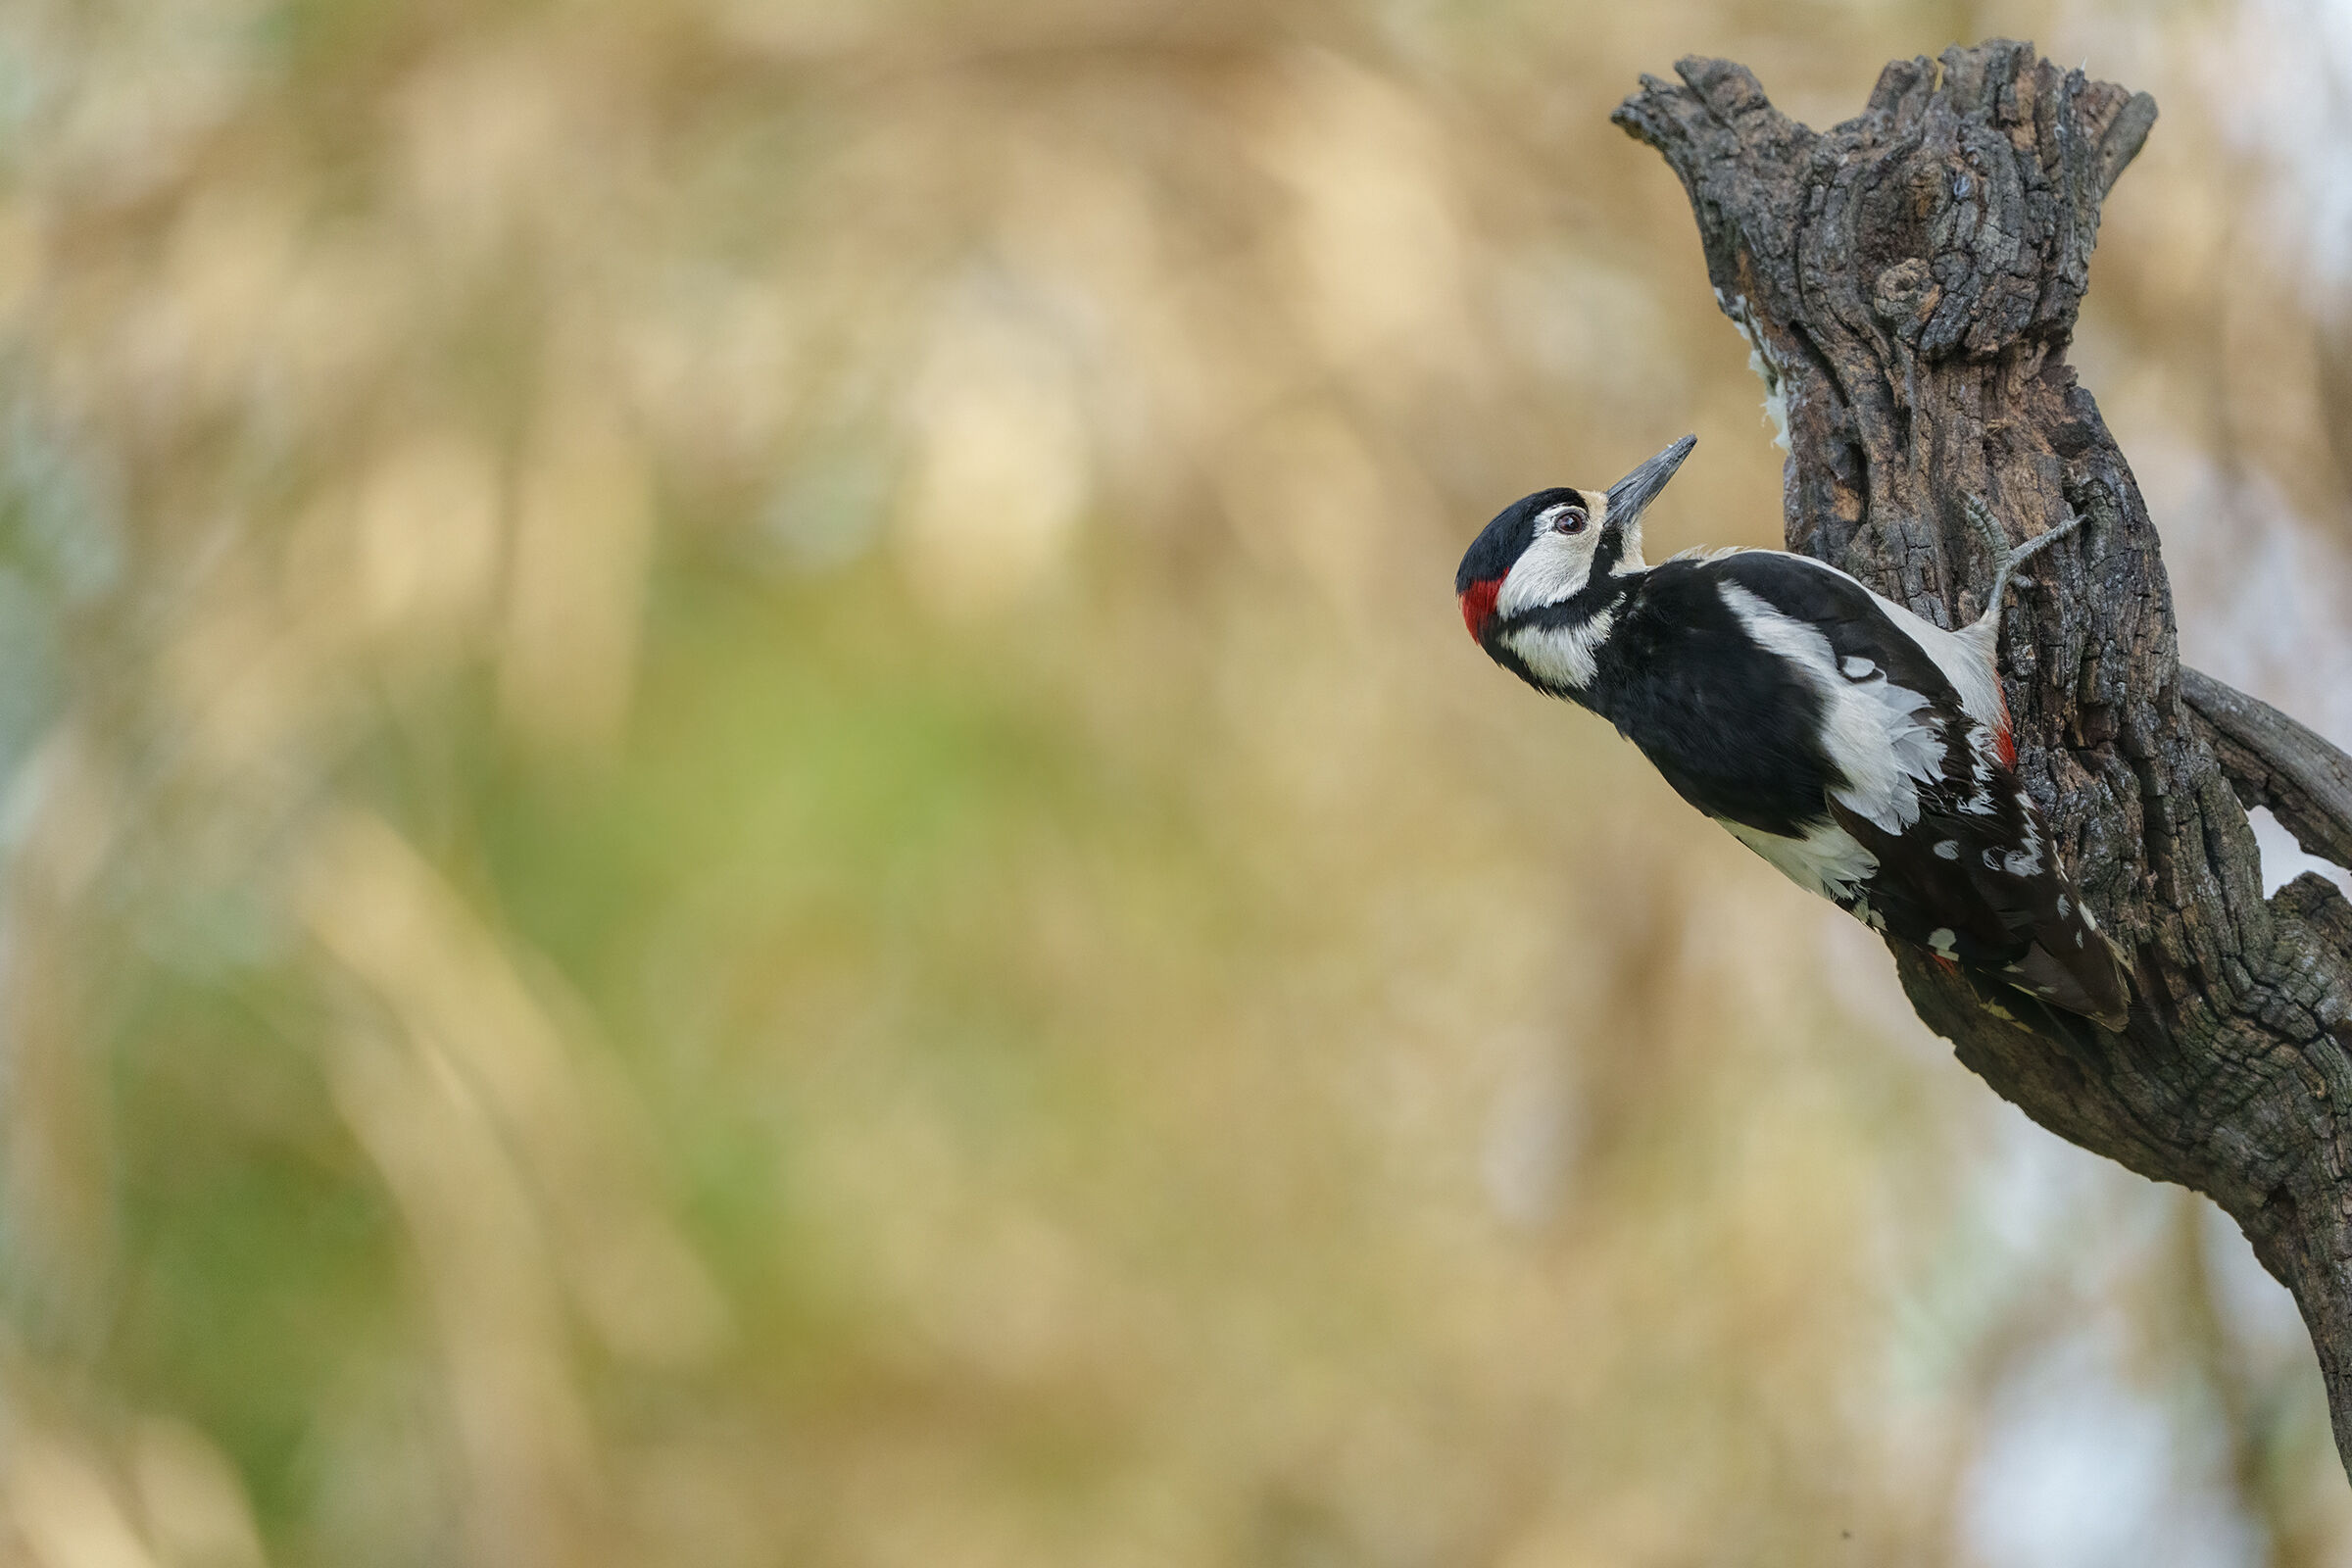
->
[1603,434,1696,529]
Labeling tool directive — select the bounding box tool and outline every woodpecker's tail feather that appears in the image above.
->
[1950,502,2122,1026]
[1997,918,2132,1032]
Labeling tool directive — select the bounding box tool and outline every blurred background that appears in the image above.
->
[3,0,2352,1564]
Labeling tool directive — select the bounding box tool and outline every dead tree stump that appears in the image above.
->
[1616,41,2352,1477]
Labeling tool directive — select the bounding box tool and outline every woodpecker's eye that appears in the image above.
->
[1553,508,1588,536]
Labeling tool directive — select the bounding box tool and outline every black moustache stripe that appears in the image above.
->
[1588,525,1626,582]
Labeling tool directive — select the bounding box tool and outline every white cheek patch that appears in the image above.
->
[1506,609,1614,691]
[1495,526,1597,617]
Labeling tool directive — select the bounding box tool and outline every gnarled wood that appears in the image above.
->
[1615,43,2352,1477]
[2183,665,2352,873]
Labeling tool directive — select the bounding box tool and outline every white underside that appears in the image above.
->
[1718,815,1880,910]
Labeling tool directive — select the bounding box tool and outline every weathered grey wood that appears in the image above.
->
[2182,665,2352,872]
[1615,43,2352,1478]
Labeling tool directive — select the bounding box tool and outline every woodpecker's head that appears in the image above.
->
[1455,435,1695,649]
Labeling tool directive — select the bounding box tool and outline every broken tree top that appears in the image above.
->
[1613,45,2157,361]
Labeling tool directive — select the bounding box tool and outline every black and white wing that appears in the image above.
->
[1684,552,2129,1027]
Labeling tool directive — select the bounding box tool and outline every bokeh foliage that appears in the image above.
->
[3,0,2352,1564]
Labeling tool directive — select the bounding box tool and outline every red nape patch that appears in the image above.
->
[1992,689,2016,766]
[1460,578,1501,643]
[1930,955,1961,976]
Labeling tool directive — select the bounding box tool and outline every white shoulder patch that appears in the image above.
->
[1668,543,1763,564]
[1717,580,1944,833]
[1672,550,2006,733]
[1662,547,2009,740]
[1860,589,2005,733]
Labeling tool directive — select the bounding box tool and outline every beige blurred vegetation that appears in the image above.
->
[2,0,2351,1563]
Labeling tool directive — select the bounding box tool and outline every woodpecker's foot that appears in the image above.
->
[1971,502,2092,627]
[1965,495,2043,597]
[1965,495,2011,563]
[1967,498,2087,572]
[2019,506,2090,562]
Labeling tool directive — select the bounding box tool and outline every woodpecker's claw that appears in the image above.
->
[1964,498,2089,637]
[1964,495,2011,563]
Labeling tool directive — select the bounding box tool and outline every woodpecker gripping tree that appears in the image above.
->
[1587,41,2352,1481]
[1457,435,2132,1028]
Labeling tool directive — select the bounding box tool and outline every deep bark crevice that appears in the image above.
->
[1613,41,2352,1478]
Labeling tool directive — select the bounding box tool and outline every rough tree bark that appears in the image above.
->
[1614,42,2352,1478]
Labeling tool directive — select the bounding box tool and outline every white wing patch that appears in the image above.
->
[1868,591,2006,735]
[1504,610,1614,692]
[1675,548,2007,734]
[1717,581,1943,834]
[1717,815,1878,904]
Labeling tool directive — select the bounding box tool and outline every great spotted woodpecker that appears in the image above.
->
[1457,435,2132,1030]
